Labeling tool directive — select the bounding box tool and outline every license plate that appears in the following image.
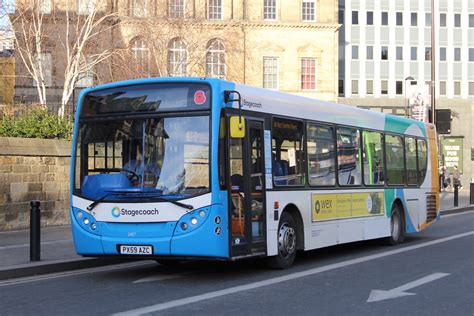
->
[119,245,153,255]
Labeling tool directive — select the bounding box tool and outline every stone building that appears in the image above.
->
[11,0,340,105]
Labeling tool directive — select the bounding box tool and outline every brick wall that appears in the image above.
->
[0,137,71,231]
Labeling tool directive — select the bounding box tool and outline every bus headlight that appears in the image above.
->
[174,207,211,236]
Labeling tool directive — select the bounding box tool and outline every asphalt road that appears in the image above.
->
[1,211,473,316]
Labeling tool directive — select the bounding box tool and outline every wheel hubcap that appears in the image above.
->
[278,223,296,258]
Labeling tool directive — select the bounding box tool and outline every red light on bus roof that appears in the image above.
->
[194,90,207,105]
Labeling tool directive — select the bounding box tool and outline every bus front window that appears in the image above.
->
[75,116,210,200]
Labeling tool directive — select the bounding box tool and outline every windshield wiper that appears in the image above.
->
[137,195,194,210]
[87,193,122,211]
[86,192,194,211]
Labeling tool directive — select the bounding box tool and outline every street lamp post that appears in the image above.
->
[404,76,414,118]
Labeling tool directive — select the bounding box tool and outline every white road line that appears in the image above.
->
[0,261,155,287]
[0,239,72,250]
[114,231,474,316]
[442,210,474,218]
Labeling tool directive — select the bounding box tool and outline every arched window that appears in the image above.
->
[206,39,226,79]
[168,38,187,76]
[130,37,149,74]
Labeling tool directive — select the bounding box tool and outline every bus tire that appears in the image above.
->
[267,212,297,269]
[385,203,405,245]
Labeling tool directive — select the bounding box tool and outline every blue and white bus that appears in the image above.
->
[70,77,440,268]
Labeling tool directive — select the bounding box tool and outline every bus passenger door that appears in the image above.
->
[229,119,266,258]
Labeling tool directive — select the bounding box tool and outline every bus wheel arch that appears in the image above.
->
[283,204,304,251]
[386,199,406,245]
[267,204,303,269]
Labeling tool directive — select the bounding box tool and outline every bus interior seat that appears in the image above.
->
[274,160,289,185]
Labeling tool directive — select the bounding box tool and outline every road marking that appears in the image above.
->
[0,261,154,287]
[114,231,474,316]
[442,210,474,218]
[0,239,72,250]
[367,272,450,302]
[133,273,191,284]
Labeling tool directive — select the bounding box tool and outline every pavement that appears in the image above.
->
[0,190,472,281]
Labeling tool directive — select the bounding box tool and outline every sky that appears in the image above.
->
[0,0,14,29]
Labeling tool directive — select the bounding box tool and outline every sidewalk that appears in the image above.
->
[0,191,472,281]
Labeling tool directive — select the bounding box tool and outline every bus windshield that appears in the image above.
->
[74,116,210,200]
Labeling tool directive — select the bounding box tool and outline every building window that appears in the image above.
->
[130,37,149,74]
[470,48,474,62]
[367,46,373,60]
[77,0,96,15]
[469,82,474,95]
[76,56,94,87]
[425,47,431,61]
[366,80,373,94]
[454,14,461,27]
[396,12,403,26]
[381,12,388,25]
[169,0,185,18]
[454,47,461,61]
[168,38,187,76]
[339,79,344,95]
[440,13,446,27]
[396,81,403,95]
[301,58,316,90]
[425,13,432,26]
[34,52,52,87]
[411,12,417,26]
[352,11,358,24]
[209,0,222,20]
[381,80,388,95]
[264,0,277,20]
[440,47,446,61]
[39,0,52,14]
[206,39,226,79]
[411,47,417,60]
[454,81,461,96]
[352,45,358,59]
[470,14,474,27]
[351,80,358,94]
[263,57,278,89]
[396,47,403,60]
[381,46,388,60]
[302,0,316,22]
[367,11,373,25]
[130,0,147,18]
[439,81,446,95]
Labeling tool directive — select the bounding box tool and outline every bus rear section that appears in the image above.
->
[70,79,230,260]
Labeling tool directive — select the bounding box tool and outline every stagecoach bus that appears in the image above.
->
[70,77,440,268]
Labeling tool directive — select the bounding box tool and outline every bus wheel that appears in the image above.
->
[267,212,297,269]
[386,203,405,245]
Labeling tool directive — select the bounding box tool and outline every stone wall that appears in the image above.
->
[0,137,71,231]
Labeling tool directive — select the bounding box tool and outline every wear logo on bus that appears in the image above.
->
[314,201,321,214]
[111,207,121,218]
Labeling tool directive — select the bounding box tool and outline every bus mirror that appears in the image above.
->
[230,116,245,138]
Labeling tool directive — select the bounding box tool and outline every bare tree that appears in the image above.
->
[56,0,120,117]
[10,1,50,106]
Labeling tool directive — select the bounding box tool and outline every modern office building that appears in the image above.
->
[338,0,474,186]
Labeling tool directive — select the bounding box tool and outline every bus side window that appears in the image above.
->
[362,130,384,186]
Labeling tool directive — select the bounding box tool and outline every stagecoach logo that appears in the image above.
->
[111,207,121,218]
[111,206,160,218]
